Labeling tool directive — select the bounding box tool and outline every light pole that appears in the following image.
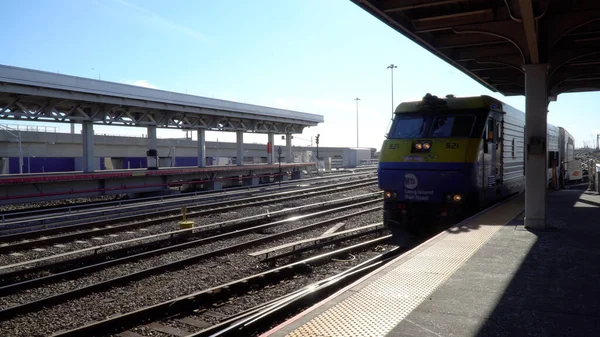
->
[354,98,360,148]
[387,64,397,119]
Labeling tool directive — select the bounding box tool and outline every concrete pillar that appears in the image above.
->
[243,175,259,186]
[236,130,244,166]
[82,121,95,173]
[197,129,206,167]
[147,126,158,170]
[268,133,275,165]
[524,64,549,230]
[147,126,157,151]
[203,181,223,190]
[286,133,293,163]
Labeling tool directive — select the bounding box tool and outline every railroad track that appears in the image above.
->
[0,200,385,322]
[0,192,382,277]
[0,170,376,231]
[0,178,378,254]
[201,246,402,337]
[51,236,396,337]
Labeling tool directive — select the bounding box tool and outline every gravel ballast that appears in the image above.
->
[0,184,380,266]
[0,208,384,337]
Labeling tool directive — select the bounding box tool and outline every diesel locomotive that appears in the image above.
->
[378,93,571,234]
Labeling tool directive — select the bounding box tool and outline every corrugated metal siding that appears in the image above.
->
[502,109,525,184]
[547,124,559,152]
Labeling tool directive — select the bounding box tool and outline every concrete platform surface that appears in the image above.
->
[263,188,600,337]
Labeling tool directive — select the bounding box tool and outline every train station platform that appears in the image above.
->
[0,163,315,205]
[263,187,600,337]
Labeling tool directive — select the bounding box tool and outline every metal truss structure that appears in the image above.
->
[0,65,323,134]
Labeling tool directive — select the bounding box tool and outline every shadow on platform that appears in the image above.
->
[476,187,600,336]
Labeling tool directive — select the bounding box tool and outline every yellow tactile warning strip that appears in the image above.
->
[283,194,524,337]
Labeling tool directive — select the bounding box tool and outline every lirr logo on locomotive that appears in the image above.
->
[404,174,418,189]
[403,173,435,201]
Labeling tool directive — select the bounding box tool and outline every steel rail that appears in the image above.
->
[0,209,385,319]
[0,192,382,277]
[199,248,402,337]
[50,235,391,337]
[0,170,376,227]
[0,203,382,296]
[0,178,377,252]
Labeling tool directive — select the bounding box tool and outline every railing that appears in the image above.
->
[0,123,57,133]
[360,159,379,166]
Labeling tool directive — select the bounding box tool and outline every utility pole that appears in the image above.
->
[354,97,360,148]
[387,64,397,119]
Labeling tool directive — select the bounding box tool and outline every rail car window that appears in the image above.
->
[430,116,475,138]
[391,117,426,138]
[512,139,515,158]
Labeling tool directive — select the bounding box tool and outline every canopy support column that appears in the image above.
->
[82,121,95,173]
[197,129,206,168]
[524,63,549,230]
[147,126,158,170]
[267,133,274,165]
[237,131,244,166]
[286,134,293,163]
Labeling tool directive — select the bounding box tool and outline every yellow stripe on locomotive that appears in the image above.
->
[379,138,480,164]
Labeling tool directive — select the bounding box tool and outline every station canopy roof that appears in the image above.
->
[0,65,323,134]
[352,0,600,97]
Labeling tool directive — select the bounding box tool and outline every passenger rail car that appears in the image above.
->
[378,94,566,234]
[558,127,583,186]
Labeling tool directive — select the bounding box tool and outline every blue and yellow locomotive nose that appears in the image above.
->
[378,137,479,203]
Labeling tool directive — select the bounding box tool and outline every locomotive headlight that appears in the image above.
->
[384,191,392,199]
[415,143,423,150]
[423,142,431,150]
[453,194,462,202]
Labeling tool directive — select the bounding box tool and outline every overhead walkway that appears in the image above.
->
[263,188,600,336]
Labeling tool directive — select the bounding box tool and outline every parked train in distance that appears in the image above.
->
[378,93,582,235]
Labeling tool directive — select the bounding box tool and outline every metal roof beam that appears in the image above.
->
[434,34,510,49]
[352,0,500,94]
[516,0,539,63]
[383,0,468,13]
[568,60,600,67]
[471,66,517,72]
[568,30,600,37]
[548,65,600,91]
[412,9,495,31]
[451,45,522,62]
[470,55,525,71]
[413,9,493,23]
[547,10,600,50]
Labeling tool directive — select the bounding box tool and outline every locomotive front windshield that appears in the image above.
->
[390,115,476,139]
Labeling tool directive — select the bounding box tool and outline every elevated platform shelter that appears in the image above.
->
[0,64,323,173]
[352,0,600,230]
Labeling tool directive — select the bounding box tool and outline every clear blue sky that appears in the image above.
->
[1,0,599,148]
